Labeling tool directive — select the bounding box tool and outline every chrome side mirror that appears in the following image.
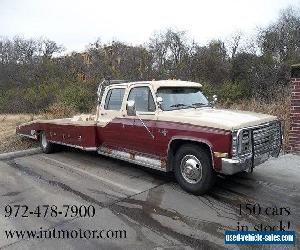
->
[96,86,101,102]
[127,100,136,116]
[213,95,218,103]
[157,96,163,109]
[211,94,218,105]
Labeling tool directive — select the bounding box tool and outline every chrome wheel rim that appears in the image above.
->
[41,133,47,149]
[180,155,202,184]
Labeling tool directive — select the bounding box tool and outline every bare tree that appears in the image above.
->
[258,6,300,63]
[226,31,243,60]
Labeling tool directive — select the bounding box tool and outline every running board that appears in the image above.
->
[97,147,167,172]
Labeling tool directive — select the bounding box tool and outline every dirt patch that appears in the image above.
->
[0,114,39,153]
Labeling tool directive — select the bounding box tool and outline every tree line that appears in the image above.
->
[0,7,299,113]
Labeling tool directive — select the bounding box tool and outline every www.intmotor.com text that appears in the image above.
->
[5,227,127,240]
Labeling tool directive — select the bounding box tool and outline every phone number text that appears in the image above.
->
[4,204,95,218]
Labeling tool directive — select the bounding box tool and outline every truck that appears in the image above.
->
[16,80,282,194]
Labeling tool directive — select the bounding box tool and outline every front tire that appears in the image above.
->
[174,144,216,195]
[40,131,54,154]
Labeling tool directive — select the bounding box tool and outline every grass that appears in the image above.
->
[0,107,79,153]
[0,114,39,153]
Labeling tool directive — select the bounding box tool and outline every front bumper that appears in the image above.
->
[220,120,282,175]
[220,156,252,175]
[220,151,279,175]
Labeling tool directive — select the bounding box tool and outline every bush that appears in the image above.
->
[57,82,95,113]
[44,102,77,119]
[202,81,250,104]
[23,83,60,113]
[219,81,250,103]
[201,83,215,99]
[0,82,95,114]
[0,84,61,113]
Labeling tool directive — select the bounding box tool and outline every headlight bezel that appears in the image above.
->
[231,128,252,158]
[231,131,238,157]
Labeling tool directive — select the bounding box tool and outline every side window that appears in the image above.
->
[104,88,125,110]
[128,87,156,112]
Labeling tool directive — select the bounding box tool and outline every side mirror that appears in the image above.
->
[127,100,136,116]
[212,95,218,104]
[157,96,163,109]
[97,84,102,102]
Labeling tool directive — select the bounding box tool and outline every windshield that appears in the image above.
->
[157,87,209,111]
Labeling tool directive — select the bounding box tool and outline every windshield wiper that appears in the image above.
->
[192,102,209,107]
[170,103,194,108]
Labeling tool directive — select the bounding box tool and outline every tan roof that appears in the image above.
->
[110,80,202,90]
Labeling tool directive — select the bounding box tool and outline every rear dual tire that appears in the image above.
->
[174,144,216,195]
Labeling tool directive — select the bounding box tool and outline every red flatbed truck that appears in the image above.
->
[17,80,282,194]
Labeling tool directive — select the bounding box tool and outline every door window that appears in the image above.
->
[127,87,156,112]
[104,88,125,110]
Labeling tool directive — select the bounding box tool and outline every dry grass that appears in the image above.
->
[0,105,78,153]
[220,95,290,152]
[0,114,40,153]
[0,97,84,153]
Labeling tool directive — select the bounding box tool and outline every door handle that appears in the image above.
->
[100,113,107,116]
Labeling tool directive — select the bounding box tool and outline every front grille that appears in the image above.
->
[232,121,281,161]
[252,122,281,157]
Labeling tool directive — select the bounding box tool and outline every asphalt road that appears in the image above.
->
[0,149,299,250]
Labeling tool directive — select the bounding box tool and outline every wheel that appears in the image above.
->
[40,131,54,154]
[174,144,216,195]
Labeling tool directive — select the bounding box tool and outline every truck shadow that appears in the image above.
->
[58,147,299,248]
[59,146,271,197]
[60,146,299,207]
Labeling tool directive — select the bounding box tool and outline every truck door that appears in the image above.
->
[121,86,157,155]
[97,87,126,148]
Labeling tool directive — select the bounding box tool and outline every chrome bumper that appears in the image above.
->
[220,120,282,175]
[220,151,278,175]
[220,156,252,175]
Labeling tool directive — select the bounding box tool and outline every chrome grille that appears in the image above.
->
[252,122,281,157]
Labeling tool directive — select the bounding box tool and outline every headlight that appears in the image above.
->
[232,129,252,157]
[240,129,252,154]
[232,131,238,157]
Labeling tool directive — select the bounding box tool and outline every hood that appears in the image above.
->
[158,107,278,131]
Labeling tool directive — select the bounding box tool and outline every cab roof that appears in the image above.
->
[109,80,203,91]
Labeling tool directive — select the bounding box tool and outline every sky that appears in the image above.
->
[0,0,299,53]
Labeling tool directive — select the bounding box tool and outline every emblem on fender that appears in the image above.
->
[159,129,168,136]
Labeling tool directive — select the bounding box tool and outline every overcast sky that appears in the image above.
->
[0,0,298,52]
